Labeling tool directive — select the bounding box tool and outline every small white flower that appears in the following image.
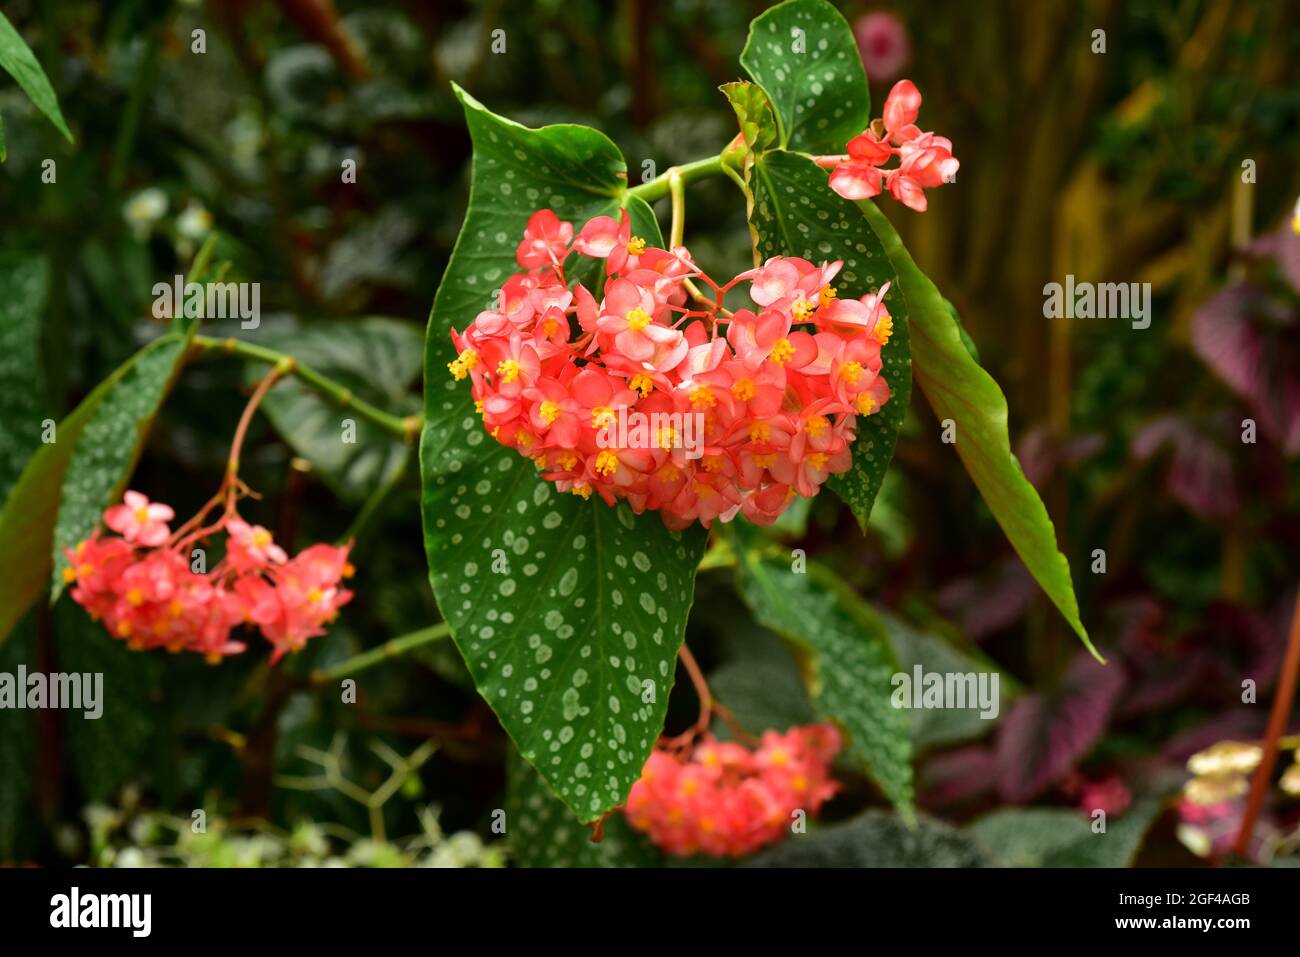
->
[124,188,168,239]
[177,201,213,240]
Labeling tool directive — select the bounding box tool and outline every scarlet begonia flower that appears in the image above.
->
[828,79,959,210]
[624,724,842,858]
[450,208,897,529]
[66,490,354,665]
[104,490,174,546]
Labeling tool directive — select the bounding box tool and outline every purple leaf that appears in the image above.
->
[996,651,1125,803]
[1190,282,1300,455]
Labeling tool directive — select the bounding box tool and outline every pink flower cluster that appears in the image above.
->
[828,79,958,211]
[449,209,895,529]
[64,490,353,663]
[623,725,842,858]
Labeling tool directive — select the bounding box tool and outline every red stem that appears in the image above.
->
[1234,587,1300,858]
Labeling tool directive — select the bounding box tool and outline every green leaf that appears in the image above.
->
[744,810,989,867]
[857,199,1098,659]
[0,253,49,499]
[50,332,195,599]
[720,80,779,156]
[0,112,6,163]
[0,333,190,646]
[708,626,817,737]
[0,12,73,143]
[882,611,1015,749]
[966,801,1163,867]
[739,0,870,154]
[54,601,163,801]
[0,622,36,858]
[247,317,422,502]
[505,750,662,867]
[421,85,706,823]
[732,546,913,816]
[749,149,911,530]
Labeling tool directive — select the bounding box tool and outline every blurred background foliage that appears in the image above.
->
[1,0,1298,866]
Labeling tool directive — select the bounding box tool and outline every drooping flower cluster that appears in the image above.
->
[65,490,353,664]
[623,724,842,857]
[827,79,958,211]
[449,208,895,529]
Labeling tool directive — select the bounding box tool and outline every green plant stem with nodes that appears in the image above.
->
[188,334,422,444]
[309,622,452,687]
[276,733,438,843]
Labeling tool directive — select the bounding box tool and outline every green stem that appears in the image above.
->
[627,154,727,203]
[310,623,452,686]
[190,334,421,443]
[341,445,411,545]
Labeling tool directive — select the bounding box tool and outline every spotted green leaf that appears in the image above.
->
[856,199,1097,660]
[739,0,871,155]
[0,333,190,645]
[50,332,194,599]
[421,85,706,823]
[506,750,661,867]
[745,810,989,867]
[749,149,910,531]
[732,545,913,817]
[966,801,1163,867]
[0,11,73,143]
[247,317,422,503]
[0,253,48,499]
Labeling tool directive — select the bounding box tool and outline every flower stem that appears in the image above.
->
[626,154,727,204]
[309,622,453,686]
[191,334,421,443]
[1234,586,1300,857]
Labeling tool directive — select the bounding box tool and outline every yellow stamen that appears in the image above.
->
[626,235,646,256]
[62,566,77,582]
[252,528,272,547]
[448,348,479,380]
[126,588,145,607]
[539,400,560,425]
[874,314,894,345]
[572,483,593,500]
[808,452,829,470]
[558,452,579,472]
[134,507,150,524]
[819,285,838,307]
[496,359,521,383]
[307,587,324,604]
[855,393,878,415]
[702,455,724,473]
[630,374,653,397]
[625,307,652,332]
[749,421,770,443]
[689,385,715,409]
[769,338,795,365]
[541,316,560,337]
[731,379,756,401]
[753,453,776,468]
[591,406,616,429]
[791,299,816,322]
[840,361,864,385]
[805,414,830,438]
[594,451,619,475]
